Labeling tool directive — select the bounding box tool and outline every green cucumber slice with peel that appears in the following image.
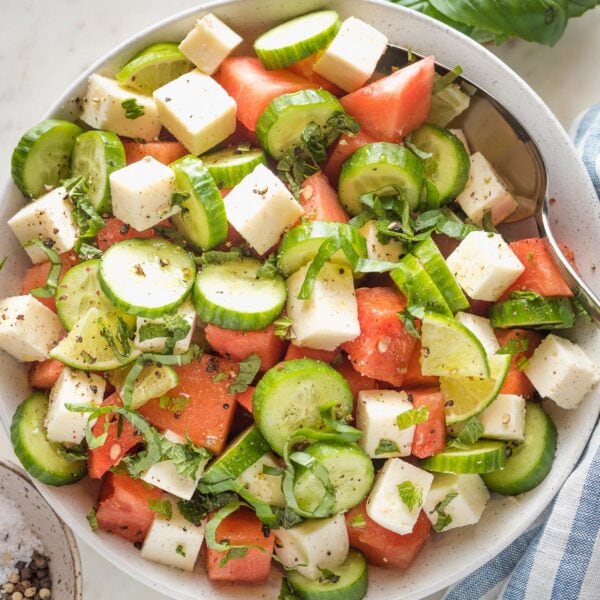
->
[201,146,267,188]
[253,359,354,455]
[11,393,87,486]
[11,119,82,199]
[55,259,135,331]
[338,142,425,215]
[254,10,341,70]
[256,89,345,160]
[193,257,286,331]
[288,549,368,600]
[483,402,557,495]
[490,294,575,330]
[170,155,228,251]
[70,130,126,214]
[422,440,507,474]
[408,124,470,205]
[391,254,452,317]
[99,238,196,318]
[116,42,193,94]
[412,236,469,313]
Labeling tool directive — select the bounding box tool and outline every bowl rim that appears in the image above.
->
[1,1,598,599]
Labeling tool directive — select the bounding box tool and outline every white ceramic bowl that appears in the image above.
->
[0,460,82,600]
[1,1,600,598]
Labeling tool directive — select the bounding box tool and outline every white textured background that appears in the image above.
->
[1,1,599,598]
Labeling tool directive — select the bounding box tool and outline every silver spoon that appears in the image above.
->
[379,44,600,326]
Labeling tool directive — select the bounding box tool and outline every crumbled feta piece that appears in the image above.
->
[456,152,518,226]
[134,301,196,354]
[109,156,179,231]
[153,70,236,155]
[456,312,500,355]
[446,231,525,301]
[359,220,404,262]
[314,17,388,92]
[8,187,78,263]
[80,74,161,141]
[356,390,415,458]
[179,13,242,75]
[46,368,105,444]
[223,164,304,254]
[524,334,600,409]
[0,296,64,362]
[478,393,526,441]
[286,261,359,351]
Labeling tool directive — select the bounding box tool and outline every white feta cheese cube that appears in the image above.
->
[141,495,205,571]
[0,296,64,362]
[359,220,404,263]
[224,164,304,254]
[8,187,79,263]
[423,473,490,531]
[179,13,242,75]
[356,390,415,458]
[109,156,179,231]
[478,394,526,441]
[286,262,359,351]
[275,514,349,581]
[141,430,208,500]
[449,129,471,154]
[236,452,285,508]
[446,231,525,301]
[134,301,196,354]
[314,17,388,92]
[80,74,161,141]
[45,368,105,444]
[366,458,433,535]
[153,70,236,155]
[524,334,600,409]
[456,312,500,355]
[456,152,518,226]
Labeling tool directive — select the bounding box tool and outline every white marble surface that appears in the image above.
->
[0,1,599,598]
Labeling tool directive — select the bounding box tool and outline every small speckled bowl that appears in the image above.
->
[0,460,82,600]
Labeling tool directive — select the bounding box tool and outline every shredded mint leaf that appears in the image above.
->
[397,405,430,430]
[279,578,301,600]
[349,512,367,529]
[272,505,304,529]
[171,191,190,208]
[318,567,341,584]
[196,248,243,266]
[273,316,295,340]
[397,481,423,512]
[228,353,261,394]
[162,437,211,479]
[86,507,99,532]
[58,444,88,462]
[497,337,529,357]
[121,97,145,119]
[158,394,190,413]
[398,304,425,339]
[432,491,458,532]
[508,290,543,301]
[447,416,484,449]
[23,240,62,298]
[149,498,173,520]
[219,546,249,567]
[178,491,239,526]
[517,356,530,371]
[175,544,186,557]
[100,316,132,363]
[256,254,280,279]
[77,242,103,260]
[375,438,400,455]
[138,314,191,355]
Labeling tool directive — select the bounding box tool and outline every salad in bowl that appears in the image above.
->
[1,4,599,600]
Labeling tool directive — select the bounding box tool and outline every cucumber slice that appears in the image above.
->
[254,10,341,70]
[278,221,367,277]
[202,426,271,484]
[55,259,135,331]
[293,442,374,515]
[256,89,345,160]
[253,359,353,455]
[409,124,470,204]
[201,145,267,188]
[170,155,228,251]
[116,42,193,94]
[412,237,469,313]
[11,393,86,486]
[422,440,507,474]
[11,119,82,199]
[489,294,575,330]
[441,354,511,425]
[420,312,490,378]
[193,257,286,331]
[288,549,368,600]
[71,130,126,214]
[109,363,179,410]
[50,307,140,371]
[483,403,557,495]
[99,238,196,318]
[390,254,452,317]
[338,142,425,215]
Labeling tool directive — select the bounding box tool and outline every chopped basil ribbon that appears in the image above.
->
[121,98,145,119]
[447,416,484,449]
[138,313,191,355]
[148,498,173,520]
[432,491,458,532]
[397,480,423,512]
[228,353,261,394]
[24,240,61,298]
[374,439,400,455]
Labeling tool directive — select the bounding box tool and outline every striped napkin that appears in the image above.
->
[443,105,600,600]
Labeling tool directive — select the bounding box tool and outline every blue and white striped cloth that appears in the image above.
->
[445,106,600,600]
